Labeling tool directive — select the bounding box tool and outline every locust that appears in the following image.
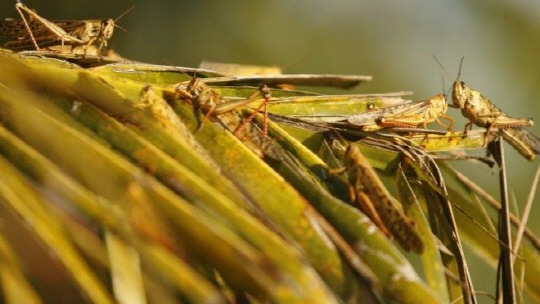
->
[346,94,454,132]
[260,94,453,138]
[0,1,119,53]
[333,142,424,253]
[451,62,540,161]
[168,77,283,160]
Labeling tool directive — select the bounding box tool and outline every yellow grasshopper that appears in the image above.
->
[346,94,454,132]
[330,138,424,254]
[0,1,124,53]
[451,61,540,161]
[168,77,282,160]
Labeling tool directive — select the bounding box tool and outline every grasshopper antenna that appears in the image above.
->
[177,70,196,87]
[115,5,135,23]
[114,24,131,35]
[457,56,464,81]
[442,77,451,101]
[161,58,174,66]
[281,53,312,73]
[433,55,455,105]
[442,77,446,94]
[432,54,453,79]
[113,6,135,35]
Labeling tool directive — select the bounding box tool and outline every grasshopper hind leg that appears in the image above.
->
[196,104,216,131]
[233,84,271,137]
[436,114,455,132]
[14,3,40,50]
[356,190,393,239]
[462,122,474,137]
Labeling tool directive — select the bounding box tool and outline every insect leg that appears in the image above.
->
[196,104,216,131]
[328,167,347,175]
[463,122,473,137]
[14,3,40,50]
[84,37,98,54]
[356,191,393,239]
[348,184,356,203]
[436,114,455,131]
[375,116,423,129]
[484,113,501,136]
[232,85,271,137]
[233,100,266,136]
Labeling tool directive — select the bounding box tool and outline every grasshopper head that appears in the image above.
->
[101,19,115,40]
[187,77,198,93]
[433,94,448,115]
[186,77,207,98]
[451,80,470,109]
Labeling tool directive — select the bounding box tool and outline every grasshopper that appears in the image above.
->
[1,1,118,53]
[451,61,540,161]
[344,145,424,253]
[330,138,424,253]
[346,94,454,132]
[169,77,282,160]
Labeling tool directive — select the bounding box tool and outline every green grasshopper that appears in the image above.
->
[346,94,454,132]
[451,62,540,161]
[169,77,282,160]
[330,138,424,254]
[0,1,120,53]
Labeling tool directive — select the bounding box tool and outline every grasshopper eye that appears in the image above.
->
[367,102,375,110]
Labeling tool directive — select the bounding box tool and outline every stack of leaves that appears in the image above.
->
[0,49,538,304]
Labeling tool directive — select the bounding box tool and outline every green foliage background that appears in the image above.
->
[1,1,539,303]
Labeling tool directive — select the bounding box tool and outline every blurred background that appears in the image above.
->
[2,1,539,302]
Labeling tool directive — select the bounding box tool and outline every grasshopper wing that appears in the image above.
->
[346,100,429,129]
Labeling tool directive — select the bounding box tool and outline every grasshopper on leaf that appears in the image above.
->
[169,77,282,160]
[346,94,454,132]
[1,1,121,54]
[331,141,424,254]
[451,61,540,161]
